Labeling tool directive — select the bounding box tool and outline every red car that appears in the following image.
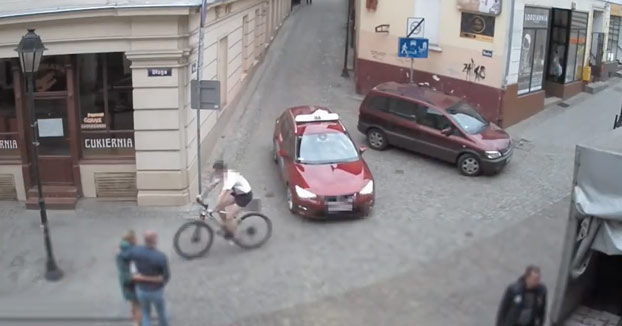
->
[273,106,375,218]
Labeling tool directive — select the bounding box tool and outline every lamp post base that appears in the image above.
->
[341,69,350,78]
[45,263,63,281]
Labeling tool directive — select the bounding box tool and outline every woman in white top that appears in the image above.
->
[207,160,253,238]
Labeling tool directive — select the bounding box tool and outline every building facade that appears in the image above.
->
[353,0,620,127]
[0,0,291,207]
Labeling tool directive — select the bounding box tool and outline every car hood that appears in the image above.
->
[293,160,373,196]
[472,124,511,151]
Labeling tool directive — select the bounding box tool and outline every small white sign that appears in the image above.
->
[407,17,425,37]
[38,118,64,138]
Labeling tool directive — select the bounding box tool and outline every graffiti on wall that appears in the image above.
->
[462,58,486,82]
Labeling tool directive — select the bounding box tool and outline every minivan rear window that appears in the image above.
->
[446,102,489,134]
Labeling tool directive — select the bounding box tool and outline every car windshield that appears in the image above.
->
[296,132,359,164]
[445,102,490,134]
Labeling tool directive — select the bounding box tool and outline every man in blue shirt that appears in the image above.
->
[123,230,170,326]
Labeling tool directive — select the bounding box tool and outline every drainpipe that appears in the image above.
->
[503,0,517,89]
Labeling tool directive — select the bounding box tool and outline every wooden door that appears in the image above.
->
[26,56,77,186]
[32,96,73,185]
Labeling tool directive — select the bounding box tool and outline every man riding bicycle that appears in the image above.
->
[205,160,253,239]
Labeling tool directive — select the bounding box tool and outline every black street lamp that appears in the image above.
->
[341,0,353,78]
[15,29,63,281]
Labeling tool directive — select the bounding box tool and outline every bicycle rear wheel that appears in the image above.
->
[173,221,214,259]
[233,213,272,249]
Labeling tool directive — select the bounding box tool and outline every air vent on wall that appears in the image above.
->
[0,174,17,200]
[95,172,137,200]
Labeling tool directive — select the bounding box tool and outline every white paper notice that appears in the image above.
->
[38,118,64,137]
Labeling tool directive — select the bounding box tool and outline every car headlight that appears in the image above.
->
[485,151,501,159]
[360,180,374,195]
[295,185,316,199]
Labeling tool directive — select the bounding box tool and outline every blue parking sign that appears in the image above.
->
[398,37,429,59]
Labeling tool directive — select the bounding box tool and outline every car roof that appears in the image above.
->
[286,106,347,135]
[370,82,462,110]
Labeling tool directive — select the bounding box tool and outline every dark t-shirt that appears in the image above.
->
[516,290,536,326]
[123,245,170,291]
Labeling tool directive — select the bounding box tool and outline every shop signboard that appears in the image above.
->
[612,4,622,17]
[0,138,17,150]
[84,136,134,149]
[457,0,501,16]
[0,134,19,158]
[524,8,549,29]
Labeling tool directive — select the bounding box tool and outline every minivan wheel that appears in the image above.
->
[458,154,481,176]
[367,128,388,150]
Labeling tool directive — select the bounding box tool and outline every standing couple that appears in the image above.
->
[116,230,170,326]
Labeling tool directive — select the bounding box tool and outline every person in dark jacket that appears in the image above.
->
[496,265,547,326]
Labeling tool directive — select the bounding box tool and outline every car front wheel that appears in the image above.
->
[458,153,481,176]
[367,128,388,150]
[286,186,296,214]
[272,140,278,164]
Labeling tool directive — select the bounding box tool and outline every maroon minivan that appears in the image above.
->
[357,82,512,176]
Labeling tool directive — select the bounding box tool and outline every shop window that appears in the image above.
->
[547,9,587,84]
[35,56,69,93]
[518,7,550,95]
[607,16,621,62]
[0,59,19,159]
[567,12,588,82]
[78,53,134,158]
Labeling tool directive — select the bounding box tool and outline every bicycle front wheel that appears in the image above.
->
[233,213,272,249]
[173,221,214,259]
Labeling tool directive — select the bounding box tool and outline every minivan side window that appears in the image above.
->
[367,96,390,111]
[418,107,453,131]
[388,98,417,120]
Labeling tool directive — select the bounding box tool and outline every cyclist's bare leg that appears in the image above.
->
[224,204,241,234]
[215,191,235,224]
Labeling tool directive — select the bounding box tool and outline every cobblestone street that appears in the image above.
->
[1,0,622,325]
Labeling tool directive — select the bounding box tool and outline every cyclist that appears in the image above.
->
[205,160,253,238]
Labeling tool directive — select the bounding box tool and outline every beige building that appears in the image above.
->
[354,0,512,125]
[352,0,618,127]
[0,0,291,208]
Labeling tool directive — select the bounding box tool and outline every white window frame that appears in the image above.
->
[414,0,441,49]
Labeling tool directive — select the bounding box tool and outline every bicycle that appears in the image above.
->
[173,195,272,259]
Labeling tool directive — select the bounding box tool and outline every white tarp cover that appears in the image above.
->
[574,127,622,255]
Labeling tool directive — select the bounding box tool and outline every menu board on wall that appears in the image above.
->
[457,0,502,16]
[38,118,64,138]
[460,12,496,42]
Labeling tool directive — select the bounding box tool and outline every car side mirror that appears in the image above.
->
[441,127,453,136]
[278,149,288,157]
[359,146,368,153]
